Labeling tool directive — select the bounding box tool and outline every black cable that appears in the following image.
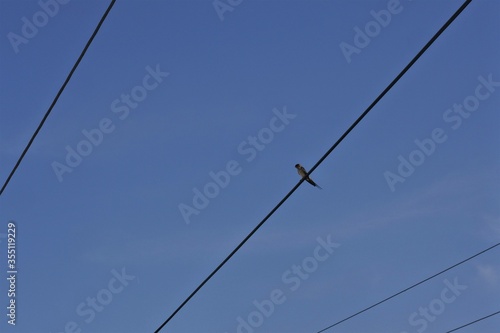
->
[154,0,473,331]
[444,310,500,333]
[154,181,307,333]
[0,0,117,196]
[306,0,472,177]
[314,242,499,333]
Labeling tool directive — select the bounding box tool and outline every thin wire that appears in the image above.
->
[154,0,473,331]
[307,0,472,177]
[444,310,500,333]
[154,178,307,333]
[314,242,499,333]
[0,0,117,197]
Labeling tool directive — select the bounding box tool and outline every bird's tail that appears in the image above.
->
[307,178,322,189]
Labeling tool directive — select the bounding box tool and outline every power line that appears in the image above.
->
[306,0,472,177]
[314,242,500,333]
[154,0,473,331]
[0,0,117,197]
[445,310,500,333]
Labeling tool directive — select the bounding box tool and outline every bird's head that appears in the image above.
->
[295,164,301,169]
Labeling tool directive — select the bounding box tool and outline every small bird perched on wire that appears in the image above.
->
[295,164,322,189]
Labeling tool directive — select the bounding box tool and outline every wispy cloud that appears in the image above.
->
[80,227,243,266]
[241,168,491,254]
[480,215,500,241]
[477,264,500,289]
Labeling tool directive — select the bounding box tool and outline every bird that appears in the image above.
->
[295,164,322,189]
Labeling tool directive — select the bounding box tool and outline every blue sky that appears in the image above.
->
[0,0,499,332]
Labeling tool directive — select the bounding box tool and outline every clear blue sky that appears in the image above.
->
[0,0,499,332]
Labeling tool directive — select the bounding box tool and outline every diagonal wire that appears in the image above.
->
[154,0,473,331]
[0,0,117,197]
[154,180,307,333]
[314,242,499,333]
[445,310,500,333]
[306,0,472,177]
